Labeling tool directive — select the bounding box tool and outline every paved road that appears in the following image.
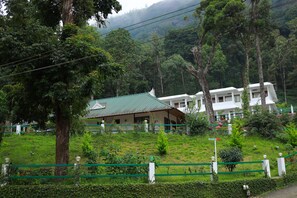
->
[262,184,297,198]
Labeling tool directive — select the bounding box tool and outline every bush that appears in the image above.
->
[157,130,168,155]
[219,147,243,172]
[186,112,210,136]
[245,110,281,138]
[81,131,98,173]
[229,119,244,149]
[284,123,297,147]
[100,145,148,175]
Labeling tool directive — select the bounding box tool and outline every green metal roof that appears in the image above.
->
[86,93,179,118]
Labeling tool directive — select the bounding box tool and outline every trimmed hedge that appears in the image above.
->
[0,178,277,198]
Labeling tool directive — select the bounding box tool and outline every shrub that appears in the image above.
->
[219,147,243,172]
[157,130,168,155]
[245,110,281,138]
[186,112,210,136]
[81,131,98,173]
[284,123,297,147]
[229,119,244,149]
[100,145,148,175]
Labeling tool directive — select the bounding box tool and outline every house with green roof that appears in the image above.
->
[85,91,185,132]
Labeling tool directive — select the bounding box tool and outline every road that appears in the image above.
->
[262,184,297,198]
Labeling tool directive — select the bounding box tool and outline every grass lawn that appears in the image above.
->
[0,132,296,184]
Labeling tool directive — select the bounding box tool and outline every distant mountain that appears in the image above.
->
[99,0,199,40]
[98,0,297,41]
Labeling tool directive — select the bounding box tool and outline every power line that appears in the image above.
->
[0,55,98,79]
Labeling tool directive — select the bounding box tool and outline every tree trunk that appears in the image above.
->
[252,0,266,108]
[62,0,73,25]
[189,44,215,123]
[255,34,266,107]
[242,45,251,118]
[55,104,70,176]
[156,55,164,95]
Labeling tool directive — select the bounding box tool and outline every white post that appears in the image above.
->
[228,112,231,120]
[144,120,149,132]
[228,124,232,135]
[210,156,218,182]
[291,105,294,114]
[277,153,286,177]
[262,155,271,178]
[16,124,21,135]
[100,120,105,133]
[148,162,155,184]
[214,139,217,162]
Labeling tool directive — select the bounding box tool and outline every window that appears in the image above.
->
[174,103,179,108]
[115,119,120,124]
[225,96,232,101]
[218,96,224,102]
[212,97,216,103]
[180,102,186,107]
[234,95,240,102]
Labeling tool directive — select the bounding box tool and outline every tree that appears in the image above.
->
[0,90,8,144]
[219,147,243,172]
[188,0,245,123]
[251,0,272,108]
[0,0,121,176]
[151,33,165,96]
[102,29,148,97]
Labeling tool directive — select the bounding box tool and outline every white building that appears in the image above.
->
[158,82,278,120]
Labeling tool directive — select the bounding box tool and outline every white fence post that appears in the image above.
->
[210,156,218,182]
[228,123,232,135]
[144,120,149,132]
[277,153,286,177]
[262,155,271,178]
[148,156,155,184]
[1,158,10,186]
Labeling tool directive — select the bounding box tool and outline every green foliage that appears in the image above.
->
[283,123,297,147]
[82,131,97,173]
[241,89,250,118]
[229,119,244,149]
[245,110,281,138]
[157,130,169,155]
[219,147,243,172]
[186,112,210,136]
[100,145,147,176]
[0,178,279,198]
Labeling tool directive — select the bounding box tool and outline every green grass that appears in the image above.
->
[0,132,296,184]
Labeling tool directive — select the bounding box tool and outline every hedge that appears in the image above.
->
[0,178,278,198]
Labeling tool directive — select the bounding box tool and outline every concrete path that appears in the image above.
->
[262,184,297,198]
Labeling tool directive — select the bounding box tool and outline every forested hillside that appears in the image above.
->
[95,0,297,105]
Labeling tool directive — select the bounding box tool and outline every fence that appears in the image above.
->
[2,154,287,185]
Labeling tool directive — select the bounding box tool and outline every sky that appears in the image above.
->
[116,0,163,15]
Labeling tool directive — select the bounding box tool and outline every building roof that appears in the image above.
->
[86,92,183,118]
[158,94,193,101]
[196,87,238,96]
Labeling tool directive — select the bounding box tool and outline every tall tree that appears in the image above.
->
[251,0,272,108]
[0,0,121,175]
[188,0,245,123]
[151,33,165,96]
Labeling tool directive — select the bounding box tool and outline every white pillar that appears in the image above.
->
[148,162,155,184]
[277,153,286,177]
[262,155,271,178]
[100,120,105,133]
[210,156,218,182]
[228,124,232,135]
[228,112,231,120]
[291,105,294,114]
[144,120,149,132]
[16,124,21,135]
[232,92,235,102]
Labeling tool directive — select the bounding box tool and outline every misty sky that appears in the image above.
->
[116,0,163,15]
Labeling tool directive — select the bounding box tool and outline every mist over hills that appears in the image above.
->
[99,0,198,40]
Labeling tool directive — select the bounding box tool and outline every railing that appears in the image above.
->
[155,163,212,177]
[218,161,264,175]
[284,151,297,168]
